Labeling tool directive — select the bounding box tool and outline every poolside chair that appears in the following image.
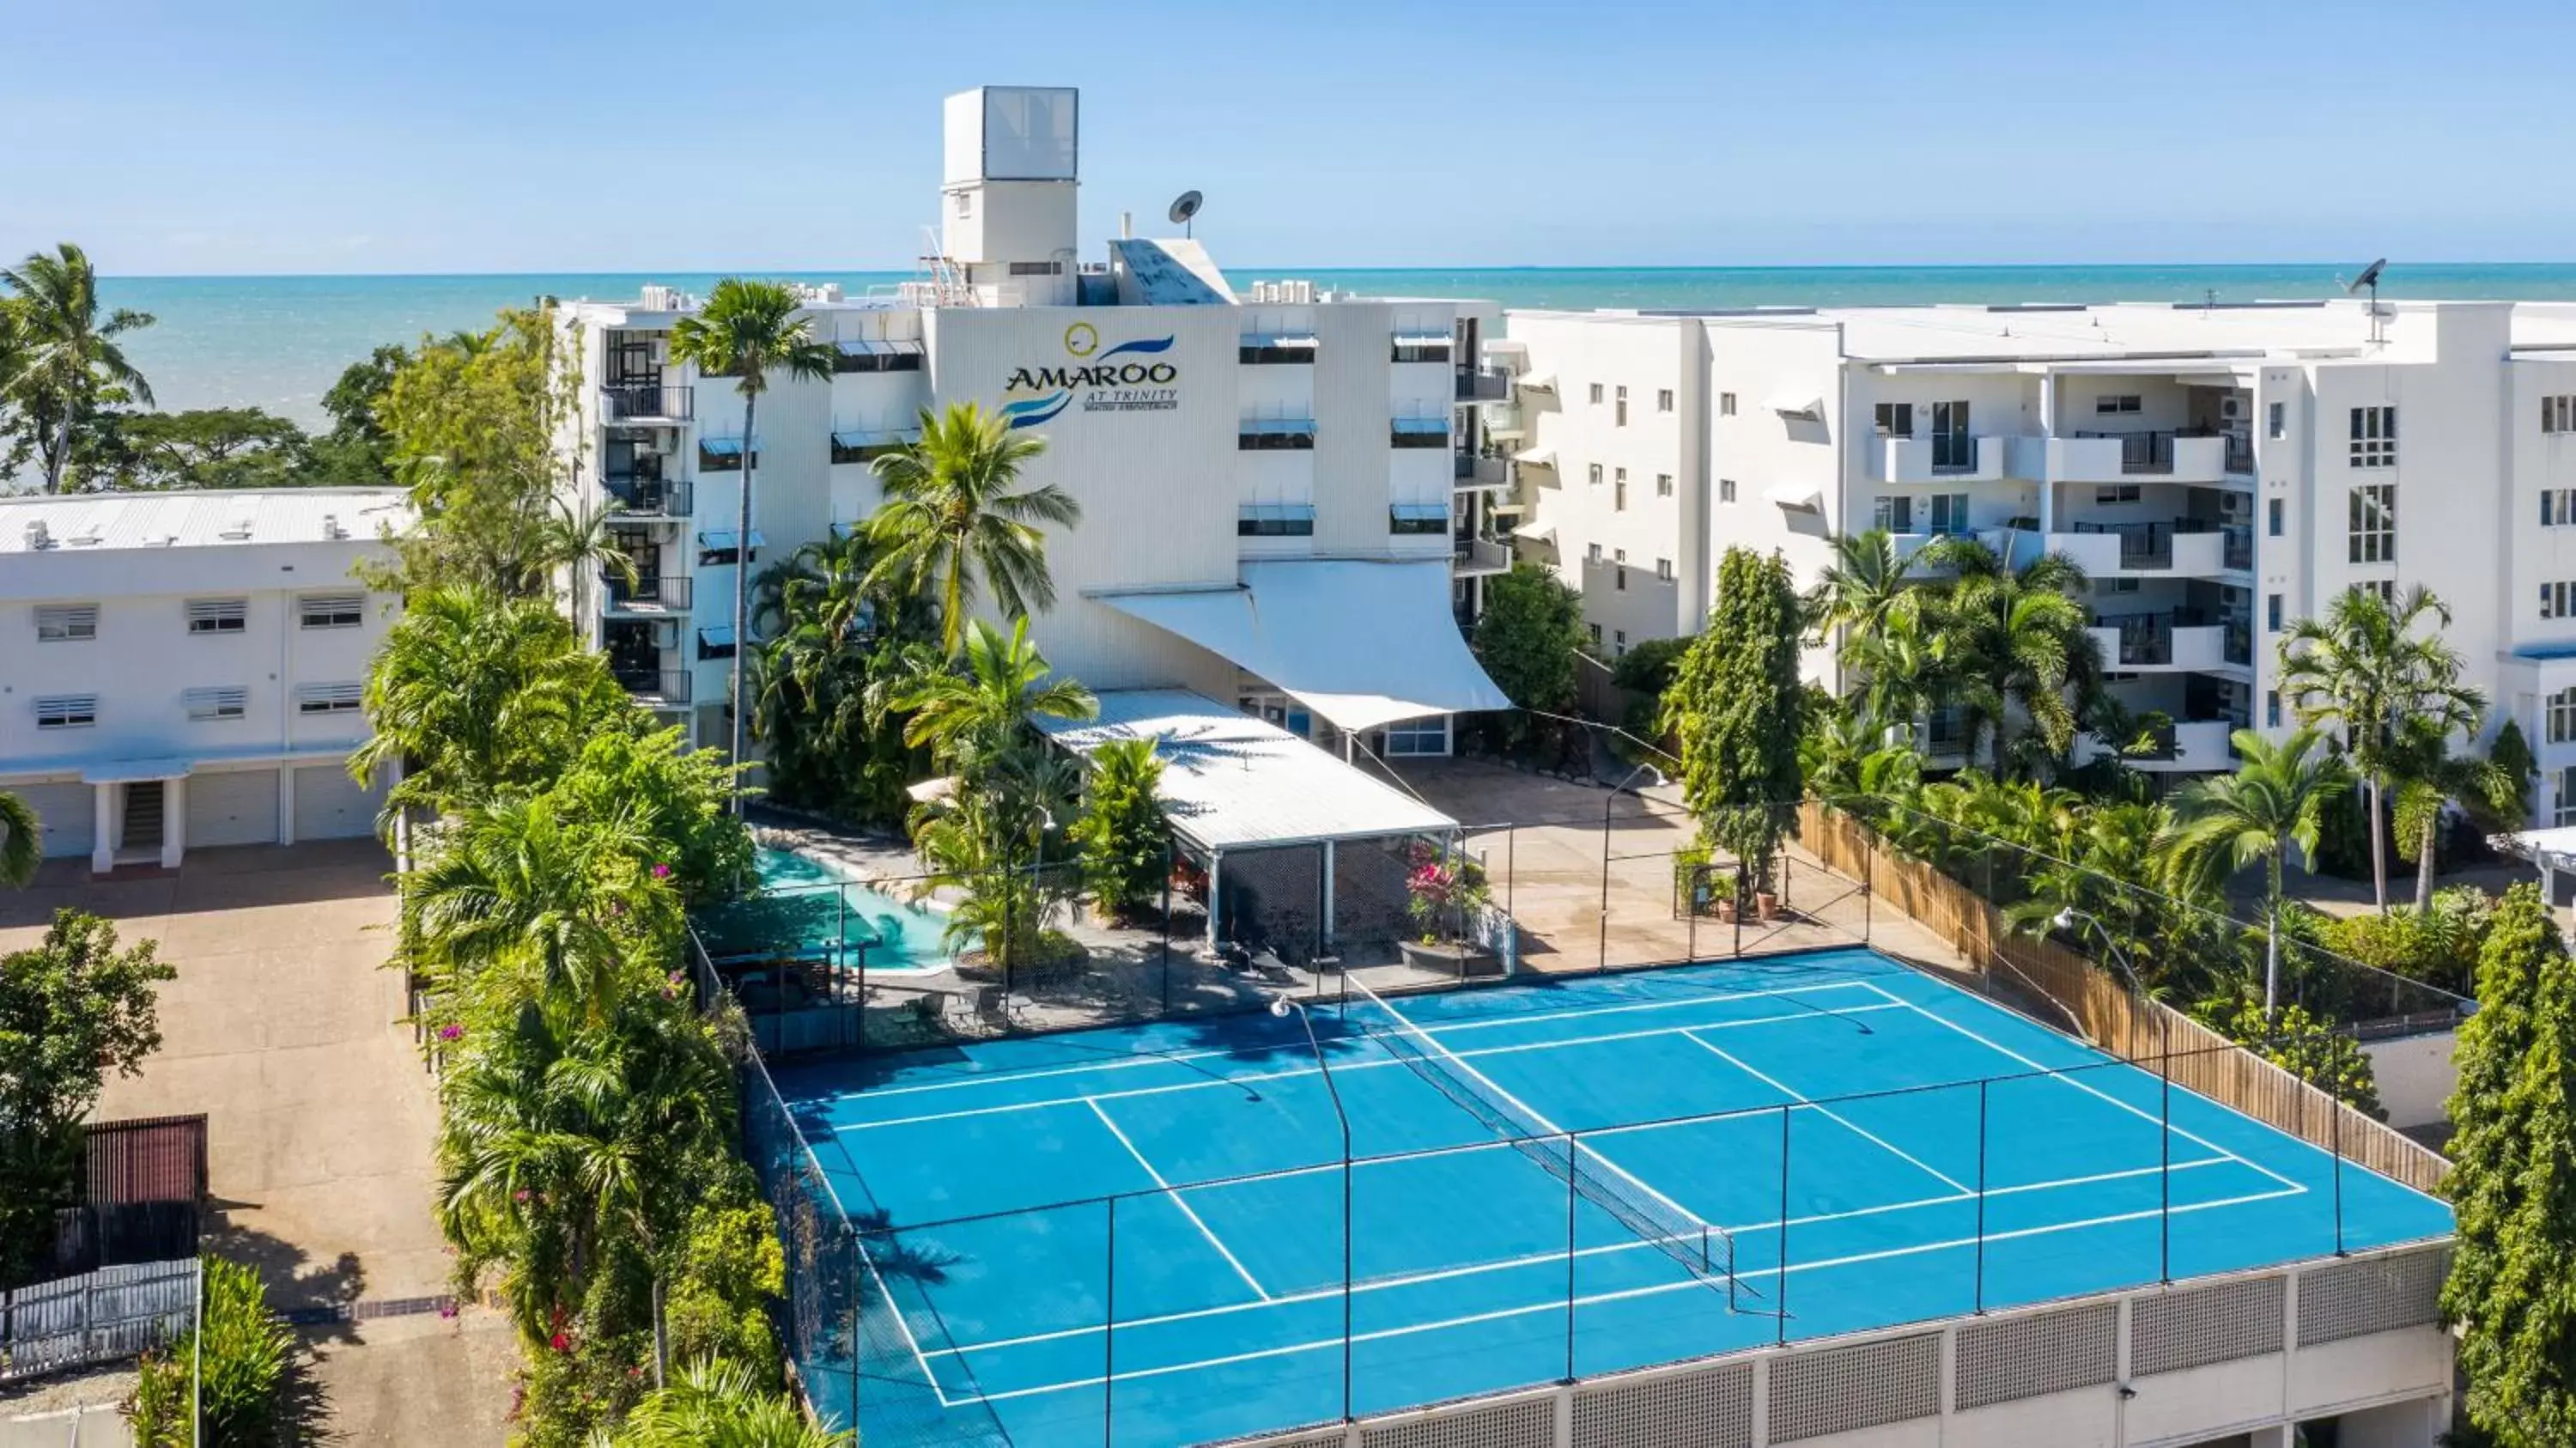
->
[971,985,1011,1031]
[911,990,952,1031]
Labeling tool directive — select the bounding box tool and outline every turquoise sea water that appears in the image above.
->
[94,263,2576,429]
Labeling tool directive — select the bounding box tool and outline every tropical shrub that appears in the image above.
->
[1666,548,1806,897]
[1404,844,1493,942]
[1072,737,1169,923]
[2189,995,2383,1118]
[1473,563,1584,749]
[126,1255,299,1447]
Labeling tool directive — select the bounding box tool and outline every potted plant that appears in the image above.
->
[1403,844,1502,976]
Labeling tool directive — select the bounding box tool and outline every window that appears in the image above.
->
[2267,593,2284,631]
[1718,478,1737,504]
[2561,766,2576,828]
[696,529,763,566]
[2095,394,2143,415]
[1381,716,1449,757]
[186,599,247,635]
[1007,259,1062,277]
[2544,581,2576,620]
[1589,383,1604,405]
[185,686,248,722]
[295,682,365,715]
[33,695,95,729]
[2268,498,2285,537]
[2268,401,2287,440]
[2350,405,2397,467]
[1656,388,1674,413]
[34,604,97,642]
[2094,484,2142,504]
[1236,503,1316,537]
[1874,496,1914,532]
[1874,403,1914,438]
[831,344,923,375]
[1388,335,1449,364]
[1656,472,1674,497]
[298,593,364,630]
[698,437,758,472]
[2266,691,2282,729]
[1615,567,1628,591]
[1388,502,1447,536]
[1614,386,1629,426]
[1388,417,1448,448]
[1656,558,1674,582]
[1587,542,1603,563]
[1237,416,1315,450]
[1588,623,1603,646]
[2360,579,2397,605]
[1928,492,1971,534]
[1588,463,1604,487]
[2548,489,2576,526]
[2544,396,2576,434]
[2099,578,2142,594]
[1719,392,1737,417]
[2550,687,2576,745]
[2348,482,2397,563]
[1614,469,1628,511]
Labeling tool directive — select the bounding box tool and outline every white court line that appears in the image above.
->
[947,1184,2303,1406]
[1086,1099,1272,1302]
[918,1155,2246,1361]
[1680,1031,1973,1196]
[1868,985,2304,1194]
[830,978,1882,1105]
[843,1001,1908,1135]
[853,1228,965,1409]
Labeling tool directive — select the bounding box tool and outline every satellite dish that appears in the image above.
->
[1168,189,1204,237]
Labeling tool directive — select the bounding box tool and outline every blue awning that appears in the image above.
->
[696,529,767,551]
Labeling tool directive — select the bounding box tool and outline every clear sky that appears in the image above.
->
[8,0,2573,276]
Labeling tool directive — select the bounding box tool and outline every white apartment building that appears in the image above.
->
[1505,297,2576,802]
[552,86,1509,764]
[0,488,408,871]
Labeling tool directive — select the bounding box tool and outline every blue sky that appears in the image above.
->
[8,0,2573,275]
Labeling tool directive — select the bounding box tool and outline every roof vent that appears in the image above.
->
[23,520,52,551]
[66,528,103,547]
[320,513,347,540]
[218,518,253,541]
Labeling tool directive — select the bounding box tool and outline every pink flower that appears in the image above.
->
[651,863,672,880]
[549,1331,571,1354]
[438,1300,459,1320]
[513,1189,532,1204]
[436,1024,465,1043]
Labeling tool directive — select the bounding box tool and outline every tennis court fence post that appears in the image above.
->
[1775,1104,1791,1348]
[1973,1078,1988,1314]
[1562,1131,1579,1384]
[1103,1195,1116,1447]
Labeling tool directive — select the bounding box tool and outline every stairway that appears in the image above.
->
[121,781,165,855]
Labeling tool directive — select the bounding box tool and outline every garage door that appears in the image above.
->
[13,781,95,859]
[186,769,280,849]
[293,765,382,842]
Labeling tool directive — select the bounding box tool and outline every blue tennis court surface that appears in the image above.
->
[774,947,2451,1448]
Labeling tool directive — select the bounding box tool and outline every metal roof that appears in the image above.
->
[1036,690,1457,853]
[0,488,409,554]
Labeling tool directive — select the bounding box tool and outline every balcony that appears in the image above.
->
[2118,719,2242,773]
[2031,430,2231,484]
[1239,416,1317,450]
[606,476,691,519]
[602,574,691,614]
[1455,369,1510,404]
[2088,613,2242,672]
[1451,535,1514,577]
[614,668,691,708]
[2044,523,2230,576]
[1875,435,2008,484]
[1455,454,1510,489]
[601,385,694,423]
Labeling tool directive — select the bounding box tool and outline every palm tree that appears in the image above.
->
[2388,715,2517,911]
[2,243,154,492]
[2276,585,2483,913]
[404,795,673,1019]
[893,617,1098,773]
[0,787,40,887]
[608,1359,854,1447]
[537,495,636,621]
[1806,527,1923,648]
[1916,537,2102,777]
[2159,727,2355,1012]
[867,402,1081,656]
[666,280,836,813]
[1842,605,1947,743]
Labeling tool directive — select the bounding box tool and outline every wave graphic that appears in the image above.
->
[1097,336,1176,361]
[1003,391,1072,429]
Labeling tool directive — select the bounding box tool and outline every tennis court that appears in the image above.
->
[773,947,2452,1448]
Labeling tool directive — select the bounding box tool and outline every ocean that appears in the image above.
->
[94,263,2576,431]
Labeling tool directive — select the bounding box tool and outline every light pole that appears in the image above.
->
[1273,994,1355,1421]
[2057,907,2172,1284]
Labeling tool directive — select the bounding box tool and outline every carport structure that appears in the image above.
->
[1036,690,1483,968]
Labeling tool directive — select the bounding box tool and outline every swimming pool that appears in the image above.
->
[695,847,958,976]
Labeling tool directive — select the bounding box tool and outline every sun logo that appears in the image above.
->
[1063,321,1099,358]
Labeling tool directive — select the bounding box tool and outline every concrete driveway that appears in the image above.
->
[0,842,514,1444]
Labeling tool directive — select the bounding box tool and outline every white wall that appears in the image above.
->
[1704,319,1846,684]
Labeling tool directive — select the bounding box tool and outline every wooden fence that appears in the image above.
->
[1798,803,2451,1195]
[0,1259,198,1384]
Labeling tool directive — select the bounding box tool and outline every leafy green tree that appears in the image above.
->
[2490,717,2538,824]
[405,795,677,1020]
[2442,882,2576,1445]
[0,787,37,887]
[2189,995,2383,1116]
[0,242,154,493]
[367,308,579,596]
[1472,563,1584,747]
[1915,535,2101,777]
[535,727,750,905]
[539,495,639,622]
[1664,547,1807,898]
[2159,727,2354,1012]
[109,406,313,490]
[893,617,1098,775]
[1072,737,1169,922]
[666,280,837,809]
[610,1359,853,1447]
[866,401,1079,657]
[0,911,173,1284]
[2277,585,2483,913]
[746,529,938,826]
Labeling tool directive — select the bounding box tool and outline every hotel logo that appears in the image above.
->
[1002,325,1180,429]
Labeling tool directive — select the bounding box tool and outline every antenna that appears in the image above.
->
[2345,257,2388,344]
[1168,189,1203,239]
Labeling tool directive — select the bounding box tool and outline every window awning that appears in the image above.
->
[698,624,736,648]
[1096,560,1511,733]
[700,436,762,456]
[1763,483,1825,512]
[1766,393,1826,419]
[1510,519,1556,544]
[1512,447,1556,467]
[1516,372,1556,392]
[696,529,768,551]
[1240,332,1317,350]
[835,338,925,356]
[831,428,914,450]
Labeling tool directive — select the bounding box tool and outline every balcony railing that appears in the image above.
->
[1451,536,1513,575]
[603,574,691,611]
[1455,369,1510,403]
[2225,436,2255,474]
[602,385,694,423]
[613,668,691,706]
[606,476,691,518]
[2222,523,2253,571]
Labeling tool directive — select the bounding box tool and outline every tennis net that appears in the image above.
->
[1342,976,1755,1309]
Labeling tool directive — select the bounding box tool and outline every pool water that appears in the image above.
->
[696,848,957,975]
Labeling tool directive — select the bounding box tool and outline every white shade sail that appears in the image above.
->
[1097,560,1512,733]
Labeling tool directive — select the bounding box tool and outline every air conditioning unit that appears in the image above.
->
[2220,396,2245,421]
[2217,492,2251,520]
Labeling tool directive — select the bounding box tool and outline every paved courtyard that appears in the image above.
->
[0,841,514,1445]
